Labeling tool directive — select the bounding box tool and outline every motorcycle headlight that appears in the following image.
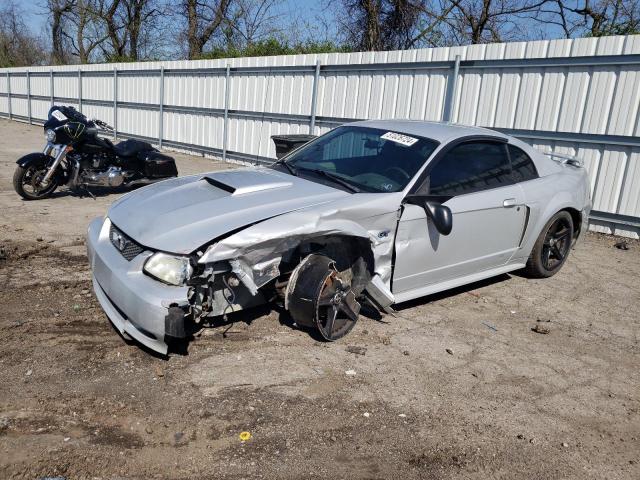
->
[143,252,193,286]
[45,129,56,142]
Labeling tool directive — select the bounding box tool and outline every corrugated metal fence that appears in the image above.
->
[1,35,639,238]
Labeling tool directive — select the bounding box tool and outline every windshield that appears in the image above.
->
[275,126,438,193]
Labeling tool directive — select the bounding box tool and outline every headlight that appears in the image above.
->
[45,129,56,142]
[143,252,193,286]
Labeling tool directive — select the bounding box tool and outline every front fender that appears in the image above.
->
[16,152,49,168]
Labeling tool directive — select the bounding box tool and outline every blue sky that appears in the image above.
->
[21,0,566,53]
[23,0,333,35]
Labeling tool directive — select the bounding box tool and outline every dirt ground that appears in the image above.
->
[0,119,639,480]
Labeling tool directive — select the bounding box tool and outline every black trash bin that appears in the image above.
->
[271,134,317,159]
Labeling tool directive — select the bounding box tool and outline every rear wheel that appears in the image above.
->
[13,165,58,200]
[286,254,361,341]
[523,211,573,278]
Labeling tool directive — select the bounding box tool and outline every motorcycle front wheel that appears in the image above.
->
[13,165,58,200]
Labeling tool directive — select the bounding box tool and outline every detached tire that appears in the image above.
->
[523,211,574,278]
[286,254,361,341]
[13,164,58,200]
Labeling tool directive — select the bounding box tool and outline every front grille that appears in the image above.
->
[109,223,144,261]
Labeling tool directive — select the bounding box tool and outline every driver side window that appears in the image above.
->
[424,141,512,196]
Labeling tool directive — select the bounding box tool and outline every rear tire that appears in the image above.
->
[523,211,574,278]
[13,165,58,200]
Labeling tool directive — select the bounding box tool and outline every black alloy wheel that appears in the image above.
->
[541,216,572,270]
[524,210,574,278]
[287,254,361,341]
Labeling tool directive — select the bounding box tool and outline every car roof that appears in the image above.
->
[348,119,509,144]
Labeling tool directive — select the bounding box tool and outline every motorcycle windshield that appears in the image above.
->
[44,106,89,130]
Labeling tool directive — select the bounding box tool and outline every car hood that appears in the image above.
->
[108,167,349,254]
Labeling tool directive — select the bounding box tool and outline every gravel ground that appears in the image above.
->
[0,119,639,479]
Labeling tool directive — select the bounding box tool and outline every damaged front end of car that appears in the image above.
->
[168,206,398,345]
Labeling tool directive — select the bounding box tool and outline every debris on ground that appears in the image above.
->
[346,345,367,356]
[532,324,550,334]
[445,348,454,355]
[345,369,357,376]
[363,412,370,418]
[614,241,629,250]
[562,442,569,448]
[0,246,7,260]
[239,431,252,441]
[154,365,165,377]
[402,350,410,356]
[482,322,498,332]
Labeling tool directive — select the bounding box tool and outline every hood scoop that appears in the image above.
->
[203,168,292,195]
[107,166,348,254]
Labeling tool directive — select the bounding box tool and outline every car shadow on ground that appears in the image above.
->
[112,274,514,356]
[394,273,512,312]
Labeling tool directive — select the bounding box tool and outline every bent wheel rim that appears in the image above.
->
[315,270,360,341]
[542,217,572,271]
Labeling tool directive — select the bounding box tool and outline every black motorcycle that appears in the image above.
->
[13,105,178,200]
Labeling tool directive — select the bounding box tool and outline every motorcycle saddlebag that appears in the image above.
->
[139,151,178,178]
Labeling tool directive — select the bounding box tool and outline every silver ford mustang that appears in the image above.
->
[87,120,591,354]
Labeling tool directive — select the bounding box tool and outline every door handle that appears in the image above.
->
[503,198,518,208]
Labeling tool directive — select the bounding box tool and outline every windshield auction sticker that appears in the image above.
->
[381,131,418,147]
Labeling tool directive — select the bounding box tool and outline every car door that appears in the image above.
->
[392,139,527,298]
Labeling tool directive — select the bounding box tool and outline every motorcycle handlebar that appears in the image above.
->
[89,118,114,132]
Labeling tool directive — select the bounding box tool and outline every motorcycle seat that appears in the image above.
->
[114,139,154,158]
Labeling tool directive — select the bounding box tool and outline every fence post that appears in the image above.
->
[309,60,321,135]
[222,64,231,162]
[26,71,31,124]
[6,73,11,120]
[158,67,164,148]
[113,67,118,140]
[50,70,54,107]
[443,54,460,122]
[78,69,82,111]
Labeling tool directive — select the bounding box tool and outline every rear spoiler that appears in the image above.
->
[543,151,583,168]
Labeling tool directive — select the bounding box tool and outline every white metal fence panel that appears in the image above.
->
[1,35,639,237]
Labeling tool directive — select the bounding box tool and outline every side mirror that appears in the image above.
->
[424,200,452,235]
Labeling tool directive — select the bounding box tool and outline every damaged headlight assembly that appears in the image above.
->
[143,252,193,286]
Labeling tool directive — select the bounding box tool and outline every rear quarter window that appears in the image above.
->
[508,144,539,182]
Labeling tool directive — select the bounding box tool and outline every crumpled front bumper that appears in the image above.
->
[87,216,189,355]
